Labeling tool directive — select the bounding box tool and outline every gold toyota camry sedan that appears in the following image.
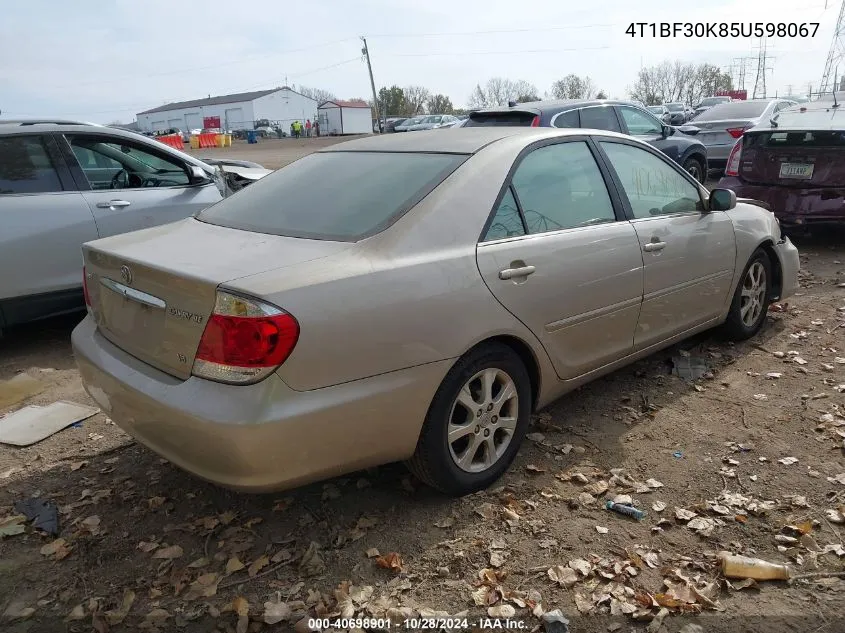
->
[72,128,799,495]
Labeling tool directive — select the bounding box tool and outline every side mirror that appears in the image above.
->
[188,165,209,184]
[709,188,737,211]
[661,125,672,137]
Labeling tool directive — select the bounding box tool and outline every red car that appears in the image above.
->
[717,95,845,232]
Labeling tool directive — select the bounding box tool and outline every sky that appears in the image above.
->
[1,0,841,123]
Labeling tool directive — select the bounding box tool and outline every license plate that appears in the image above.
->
[779,163,813,179]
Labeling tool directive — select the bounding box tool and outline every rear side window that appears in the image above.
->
[465,112,536,127]
[198,151,467,241]
[0,135,63,195]
[579,107,621,132]
[483,187,525,241]
[552,110,580,128]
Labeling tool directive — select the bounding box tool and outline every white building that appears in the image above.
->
[317,100,373,135]
[137,87,318,133]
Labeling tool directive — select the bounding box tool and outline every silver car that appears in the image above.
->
[0,121,269,331]
[687,98,796,169]
[407,115,460,131]
[72,128,799,495]
[394,116,426,132]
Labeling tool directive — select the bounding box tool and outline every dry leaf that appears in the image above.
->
[778,457,799,465]
[66,604,86,621]
[219,511,236,525]
[226,557,246,574]
[366,548,380,558]
[569,558,592,577]
[584,480,609,496]
[548,565,579,587]
[475,503,496,519]
[232,596,249,617]
[375,552,403,572]
[489,551,506,568]
[184,573,220,600]
[525,464,545,474]
[148,496,166,509]
[595,526,609,534]
[272,498,294,512]
[152,545,183,560]
[40,538,71,559]
[675,508,698,522]
[652,501,667,512]
[472,586,494,607]
[0,515,26,538]
[105,589,135,625]
[3,603,35,621]
[137,541,158,553]
[645,478,664,489]
[574,592,593,613]
[248,555,270,577]
[270,549,291,563]
[434,517,455,528]
[488,604,516,618]
[263,598,291,624]
[70,461,87,471]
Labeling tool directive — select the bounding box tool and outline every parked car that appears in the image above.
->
[72,127,797,494]
[394,116,426,132]
[384,117,407,133]
[692,96,732,118]
[407,115,460,131]
[662,103,689,125]
[647,105,672,123]
[437,119,466,129]
[717,95,845,232]
[463,99,709,182]
[685,98,797,170]
[0,121,270,331]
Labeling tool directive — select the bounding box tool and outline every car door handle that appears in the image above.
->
[96,200,131,209]
[643,241,666,252]
[499,265,536,280]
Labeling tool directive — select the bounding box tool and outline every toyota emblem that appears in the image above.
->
[120,265,132,285]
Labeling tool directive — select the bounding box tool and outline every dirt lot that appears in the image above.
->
[0,184,844,631]
[185,136,366,170]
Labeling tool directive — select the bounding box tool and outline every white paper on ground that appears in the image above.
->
[0,401,99,446]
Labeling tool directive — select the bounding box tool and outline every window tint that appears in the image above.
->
[552,109,580,128]
[198,151,466,241]
[600,142,702,219]
[578,107,621,132]
[67,135,190,190]
[0,135,63,195]
[693,101,769,121]
[618,106,662,135]
[509,141,616,234]
[483,187,525,241]
[464,112,536,127]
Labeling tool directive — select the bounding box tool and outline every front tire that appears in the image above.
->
[683,155,706,183]
[722,248,772,340]
[406,343,531,496]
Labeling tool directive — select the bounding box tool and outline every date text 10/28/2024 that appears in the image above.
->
[626,22,820,38]
[308,617,529,630]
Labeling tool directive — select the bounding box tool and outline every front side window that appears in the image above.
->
[618,106,663,136]
[0,135,63,195]
[67,135,190,190]
[508,141,616,234]
[578,107,621,132]
[600,142,702,219]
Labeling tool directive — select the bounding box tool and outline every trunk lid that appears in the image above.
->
[83,218,349,380]
[738,129,845,187]
[693,118,757,147]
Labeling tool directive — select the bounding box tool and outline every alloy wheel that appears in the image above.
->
[447,368,519,473]
[740,261,767,327]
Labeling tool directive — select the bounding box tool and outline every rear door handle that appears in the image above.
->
[643,241,666,252]
[96,200,131,209]
[499,265,536,280]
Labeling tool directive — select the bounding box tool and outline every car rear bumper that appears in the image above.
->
[773,236,800,301]
[702,143,734,162]
[717,178,845,228]
[71,316,450,492]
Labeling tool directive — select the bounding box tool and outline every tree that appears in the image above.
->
[426,93,454,114]
[628,61,732,105]
[296,85,337,105]
[378,85,406,116]
[467,78,540,108]
[595,90,608,99]
[345,97,369,105]
[402,85,431,115]
[550,74,596,100]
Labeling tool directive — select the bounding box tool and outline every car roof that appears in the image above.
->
[321,127,635,155]
[751,102,845,132]
[0,119,100,127]
[472,99,660,115]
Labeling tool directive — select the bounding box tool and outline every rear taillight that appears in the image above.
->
[726,127,746,139]
[725,138,743,177]
[83,266,91,307]
[192,291,299,384]
[530,115,540,127]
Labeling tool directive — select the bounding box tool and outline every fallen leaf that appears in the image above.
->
[584,480,609,496]
[188,557,210,568]
[472,586,494,607]
[80,515,101,535]
[225,557,245,574]
[568,558,592,577]
[148,496,167,509]
[70,461,87,471]
[366,548,380,558]
[645,478,664,489]
[687,517,717,537]
[152,545,183,560]
[778,457,799,465]
[675,508,698,522]
[105,589,135,625]
[488,604,516,618]
[525,464,545,474]
[490,551,506,568]
[526,432,546,442]
[595,526,609,534]
[652,501,667,512]
[825,509,845,524]
[263,597,291,624]
[475,503,496,519]
[270,549,291,563]
[298,541,325,577]
[3,603,35,621]
[248,555,270,577]
[66,604,86,621]
[137,541,158,553]
[574,592,593,613]
[40,538,71,559]
[434,517,455,528]
[0,515,26,538]
[184,573,220,600]
[375,552,403,572]
[232,596,249,617]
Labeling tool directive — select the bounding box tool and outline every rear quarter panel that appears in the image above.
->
[226,136,558,395]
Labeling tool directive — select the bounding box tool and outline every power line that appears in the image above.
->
[393,45,612,57]
[368,23,617,38]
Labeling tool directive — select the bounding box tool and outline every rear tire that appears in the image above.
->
[683,156,706,183]
[722,248,772,341]
[406,343,531,496]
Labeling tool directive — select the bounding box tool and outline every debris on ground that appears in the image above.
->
[0,401,98,446]
[0,372,45,409]
[13,497,59,535]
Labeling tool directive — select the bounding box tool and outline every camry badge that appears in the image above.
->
[120,265,132,285]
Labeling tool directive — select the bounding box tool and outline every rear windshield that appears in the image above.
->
[197,151,467,241]
[665,103,684,112]
[465,111,536,127]
[693,101,768,120]
[747,130,845,148]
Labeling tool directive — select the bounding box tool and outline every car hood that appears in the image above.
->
[219,165,272,181]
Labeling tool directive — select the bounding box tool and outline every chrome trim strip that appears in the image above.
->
[99,277,166,309]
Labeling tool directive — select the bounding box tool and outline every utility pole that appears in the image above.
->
[360,37,382,133]
[820,0,845,94]
[752,38,775,99]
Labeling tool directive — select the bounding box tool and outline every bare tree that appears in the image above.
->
[426,94,454,114]
[296,85,337,104]
[403,85,431,115]
[550,74,597,99]
[628,61,732,105]
[467,78,540,108]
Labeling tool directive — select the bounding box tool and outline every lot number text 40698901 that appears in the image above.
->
[626,22,819,38]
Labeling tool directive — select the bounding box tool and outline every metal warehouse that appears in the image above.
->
[136,87,318,133]
[317,100,374,135]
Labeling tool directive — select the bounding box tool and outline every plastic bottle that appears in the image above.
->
[718,552,791,580]
[605,500,646,521]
